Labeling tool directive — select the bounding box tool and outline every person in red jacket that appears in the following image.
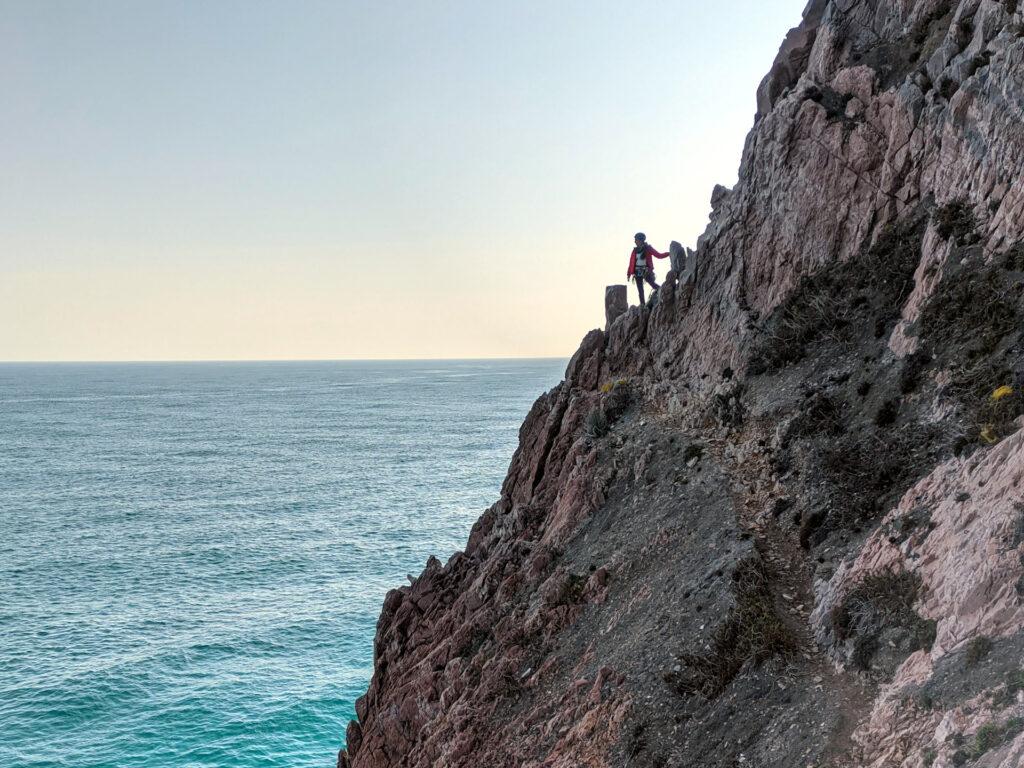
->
[627,232,668,306]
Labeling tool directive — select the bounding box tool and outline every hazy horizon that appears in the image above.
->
[0,356,568,364]
[2,0,809,362]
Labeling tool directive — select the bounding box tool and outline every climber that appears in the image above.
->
[627,232,668,306]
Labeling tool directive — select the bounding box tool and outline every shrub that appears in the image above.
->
[664,557,794,698]
[964,636,992,668]
[971,722,1003,759]
[748,206,930,372]
[920,266,1016,357]
[797,417,950,551]
[712,385,744,429]
[830,570,936,669]
[584,409,610,439]
[602,380,634,422]
[788,392,846,438]
[935,201,976,244]
[993,669,1024,707]
[977,386,1022,444]
[585,380,636,440]
[600,378,628,395]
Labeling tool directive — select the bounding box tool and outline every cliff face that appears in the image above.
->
[339,1,1024,766]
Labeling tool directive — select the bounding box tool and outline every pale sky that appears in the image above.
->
[1,0,808,361]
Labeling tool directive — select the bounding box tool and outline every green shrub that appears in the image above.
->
[965,636,992,668]
[971,722,1003,758]
[584,409,610,439]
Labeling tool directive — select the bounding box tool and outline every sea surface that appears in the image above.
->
[0,359,566,768]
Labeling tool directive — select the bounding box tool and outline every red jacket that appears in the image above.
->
[627,244,667,277]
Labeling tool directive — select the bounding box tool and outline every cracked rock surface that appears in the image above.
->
[338,1,1024,766]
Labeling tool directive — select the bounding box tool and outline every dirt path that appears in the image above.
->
[704,424,877,768]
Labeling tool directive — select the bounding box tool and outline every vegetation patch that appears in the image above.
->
[966,717,1024,760]
[874,398,900,427]
[939,76,958,100]
[664,557,795,699]
[920,262,1016,357]
[584,380,636,440]
[935,201,976,245]
[976,386,1022,444]
[964,636,993,668]
[882,506,934,548]
[749,206,930,372]
[801,421,947,547]
[584,408,610,439]
[600,378,628,395]
[803,85,859,131]
[787,391,846,438]
[850,1,952,88]
[899,350,933,394]
[711,385,744,429]
[917,243,1023,446]
[602,380,634,422]
[830,570,936,671]
[625,721,647,761]
[967,50,993,79]
[991,669,1024,708]
[944,360,1022,446]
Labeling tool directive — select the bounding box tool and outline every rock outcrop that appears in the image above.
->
[338,1,1024,766]
[605,285,628,331]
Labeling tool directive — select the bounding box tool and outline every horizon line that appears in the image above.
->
[0,355,570,365]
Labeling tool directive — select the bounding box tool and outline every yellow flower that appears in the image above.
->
[600,378,628,394]
[990,386,1013,402]
[979,425,999,444]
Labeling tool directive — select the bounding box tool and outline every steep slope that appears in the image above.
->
[338,1,1024,766]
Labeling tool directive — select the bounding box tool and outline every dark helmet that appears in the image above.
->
[634,232,646,241]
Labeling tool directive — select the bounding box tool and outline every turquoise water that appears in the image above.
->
[0,359,565,768]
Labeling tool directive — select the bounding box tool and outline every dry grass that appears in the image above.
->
[664,557,795,699]
[830,570,936,670]
[749,207,930,372]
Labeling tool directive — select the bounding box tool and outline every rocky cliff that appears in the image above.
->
[338,1,1024,766]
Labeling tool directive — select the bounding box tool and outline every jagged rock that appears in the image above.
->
[341,1,1024,766]
[756,0,828,117]
[709,184,730,211]
[604,284,627,331]
[669,240,685,274]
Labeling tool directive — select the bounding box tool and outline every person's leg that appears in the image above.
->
[635,274,646,305]
[644,272,659,292]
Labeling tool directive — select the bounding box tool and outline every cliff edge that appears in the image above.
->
[340,1,1024,766]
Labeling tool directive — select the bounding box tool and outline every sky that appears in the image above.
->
[1,0,809,361]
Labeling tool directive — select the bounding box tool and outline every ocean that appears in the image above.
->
[0,359,566,768]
